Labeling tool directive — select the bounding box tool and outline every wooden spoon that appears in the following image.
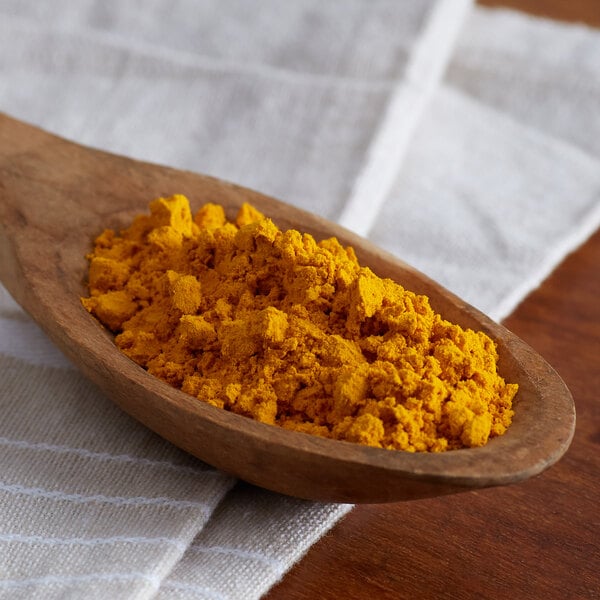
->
[0,113,575,503]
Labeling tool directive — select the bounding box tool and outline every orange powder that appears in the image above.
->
[82,195,517,452]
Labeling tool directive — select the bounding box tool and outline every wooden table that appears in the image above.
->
[266,3,600,598]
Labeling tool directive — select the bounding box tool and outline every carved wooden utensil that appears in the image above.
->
[0,113,575,503]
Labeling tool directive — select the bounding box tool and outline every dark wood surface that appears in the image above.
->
[266,3,600,599]
[480,0,600,27]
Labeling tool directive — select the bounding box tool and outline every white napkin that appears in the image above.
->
[368,8,600,320]
[1,2,599,599]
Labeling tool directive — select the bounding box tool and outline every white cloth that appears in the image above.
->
[371,8,600,320]
[1,2,599,599]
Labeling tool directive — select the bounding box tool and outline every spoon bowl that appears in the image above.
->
[0,113,575,503]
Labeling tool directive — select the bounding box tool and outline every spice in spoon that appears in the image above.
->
[82,195,517,452]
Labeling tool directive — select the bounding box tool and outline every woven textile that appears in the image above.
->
[1,2,599,598]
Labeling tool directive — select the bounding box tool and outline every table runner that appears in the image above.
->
[1,2,599,599]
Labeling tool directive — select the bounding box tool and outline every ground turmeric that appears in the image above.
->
[82,194,517,452]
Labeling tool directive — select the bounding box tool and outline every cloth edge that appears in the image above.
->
[337,0,473,235]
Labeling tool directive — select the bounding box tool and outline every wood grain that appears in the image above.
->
[265,1,600,597]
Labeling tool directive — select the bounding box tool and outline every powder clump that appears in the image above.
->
[82,194,517,452]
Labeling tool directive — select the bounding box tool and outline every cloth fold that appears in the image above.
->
[1,2,599,599]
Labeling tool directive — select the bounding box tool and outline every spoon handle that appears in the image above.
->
[1,116,72,305]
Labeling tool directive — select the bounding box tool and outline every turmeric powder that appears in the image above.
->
[82,194,517,452]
